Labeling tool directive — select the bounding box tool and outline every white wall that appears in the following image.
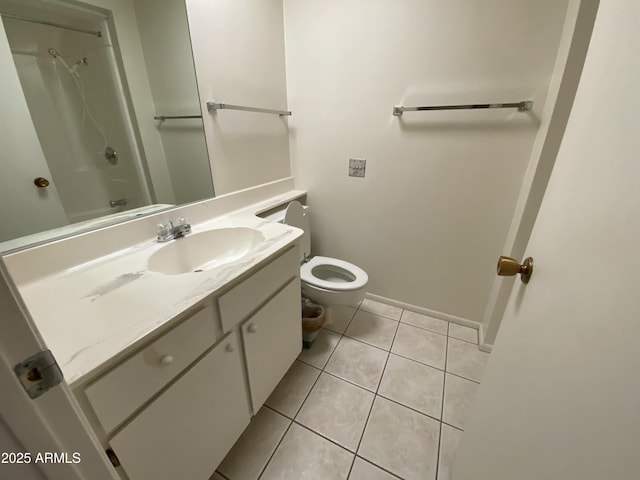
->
[187,0,291,196]
[133,0,214,205]
[285,0,570,321]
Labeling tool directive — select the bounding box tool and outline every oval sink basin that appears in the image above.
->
[148,227,265,275]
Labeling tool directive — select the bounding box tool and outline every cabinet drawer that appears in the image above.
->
[242,278,302,412]
[85,302,219,434]
[218,246,299,332]
[110,331,250,480]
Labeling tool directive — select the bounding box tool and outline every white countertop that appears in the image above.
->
[17,197,303,387]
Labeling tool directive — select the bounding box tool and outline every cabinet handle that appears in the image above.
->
[159,355,174,366]
[247,324,258,333]
[225,344,234,353]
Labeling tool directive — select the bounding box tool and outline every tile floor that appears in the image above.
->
[215,299,490,480]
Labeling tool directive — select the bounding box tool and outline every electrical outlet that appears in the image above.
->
[349,158,366,177]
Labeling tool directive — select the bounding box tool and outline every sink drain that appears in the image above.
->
[193,269,203,273]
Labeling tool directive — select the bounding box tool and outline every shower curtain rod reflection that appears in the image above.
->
[1,12,102,38]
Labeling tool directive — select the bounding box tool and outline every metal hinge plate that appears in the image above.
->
[106,448,120,467]
[14,349,63,399]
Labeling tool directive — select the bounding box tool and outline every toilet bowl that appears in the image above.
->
[282,201,368,310]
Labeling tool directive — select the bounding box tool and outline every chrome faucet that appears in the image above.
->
[156,217,191,242]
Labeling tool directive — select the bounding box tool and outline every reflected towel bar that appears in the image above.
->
[393,100,533,117]
[1,12,102,38]
[207,102,291,116]
[154,115,202,121]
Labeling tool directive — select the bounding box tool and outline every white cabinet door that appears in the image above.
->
[110,332,250,480]
[242,278,302,413]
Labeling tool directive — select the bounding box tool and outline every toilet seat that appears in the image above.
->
[301,256,368,292]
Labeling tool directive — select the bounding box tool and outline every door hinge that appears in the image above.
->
[13,349,63,399]
[106,448,120,467]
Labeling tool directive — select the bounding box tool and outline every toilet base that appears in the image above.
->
[301,282,365,308]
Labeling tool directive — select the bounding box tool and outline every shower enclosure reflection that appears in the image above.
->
[0,0,214,251]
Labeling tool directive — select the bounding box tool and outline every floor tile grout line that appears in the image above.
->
[442,420,464,432]
[293,362,327,419]
[241,299,480,480]
[259,360,331,479]
[347,313,401,470]
[336,331,392,354]
[283,300,476,479]
[442,368,481,385]
[387,350,481,385]
[436,328,451,480]
[322,368,380,394]
[375,392,443,425]
[349,313,397,461]
[300,308,454,465]
[386,350,446,374]
[255,418,294,480]
[319,325,377,460]
[299,357,447,422]
[267,400,425,479]
[346,454,358,480]
[322,306,359,335]
[354,455,406,480]
[359,301,403,321]
[400,320,449,337]
[448,334,480,346]
[400,321,449,338]
[263,358,466,470]
[342,331,394,352]
[298,330,342,370]
[375,320,400,395]
[293,419,359,455]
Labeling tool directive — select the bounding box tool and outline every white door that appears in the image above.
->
[453,2,640,479]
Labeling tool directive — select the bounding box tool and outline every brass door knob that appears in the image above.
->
[497,256,534,284]
[34,177,50,188]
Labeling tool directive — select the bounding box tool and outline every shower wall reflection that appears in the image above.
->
[0,0,214,251]
[5,16,151,223]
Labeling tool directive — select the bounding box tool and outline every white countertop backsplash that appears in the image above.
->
[9,184,304,387]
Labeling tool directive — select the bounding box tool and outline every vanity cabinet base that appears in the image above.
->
[110,332,249,480]
[242,277,302,413]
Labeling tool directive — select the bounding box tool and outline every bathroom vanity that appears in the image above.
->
[79,247,301,479]
[8,192,305,480]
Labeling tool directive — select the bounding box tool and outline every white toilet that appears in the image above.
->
[282,201,368,311]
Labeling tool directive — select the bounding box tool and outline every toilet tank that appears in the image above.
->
[261,201,310,261]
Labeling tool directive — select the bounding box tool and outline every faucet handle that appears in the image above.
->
[156,223,172,242]
[177,217,189,226]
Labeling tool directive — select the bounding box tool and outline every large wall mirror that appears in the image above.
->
[0,0,214,253]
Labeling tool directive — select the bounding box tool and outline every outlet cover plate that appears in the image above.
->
[349,158,366,177]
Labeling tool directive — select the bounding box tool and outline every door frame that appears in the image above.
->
[0,260,118,480]
[480,0,600,348]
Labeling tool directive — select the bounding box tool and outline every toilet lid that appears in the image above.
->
[301,256,369,291]
[284,201,310,261]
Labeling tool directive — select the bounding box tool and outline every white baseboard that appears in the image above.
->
[364,293,495,353]
[478,323,493,353]
[365,293,482,330]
